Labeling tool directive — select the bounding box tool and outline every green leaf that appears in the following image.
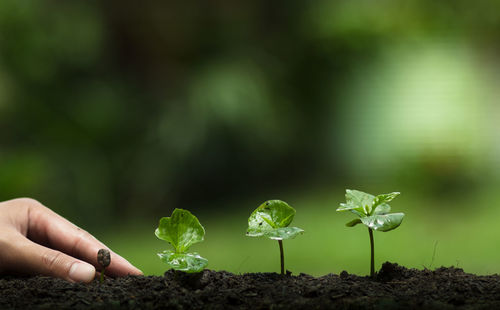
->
[157,250,208,273]
[339,189,404,233]
[155,208,205,253]
[373,203,391,215]
[336,202,366,217]
[338,190,401,217]
[345,218,362,227]
[345,189,375,215]
[247,227,304,240]
[246,200,304,240]
[360,213,405,232]
[247,200,295,231]
[372,192,400,210]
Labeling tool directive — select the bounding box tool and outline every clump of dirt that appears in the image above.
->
[1,262,499,309]
[376,261,419,282]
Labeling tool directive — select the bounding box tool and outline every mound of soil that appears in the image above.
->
[1,262,499,309]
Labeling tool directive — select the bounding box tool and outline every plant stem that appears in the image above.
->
[368,228,374,278]
[100,268,105,283]
[278,240,284,275]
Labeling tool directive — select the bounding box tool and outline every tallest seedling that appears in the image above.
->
[337,189,404,277]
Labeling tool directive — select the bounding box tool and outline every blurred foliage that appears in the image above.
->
[0,0,499,237]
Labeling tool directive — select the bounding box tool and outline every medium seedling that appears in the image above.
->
[97,248,110,283]
[155,208,208,273]
[336,189,404,277]
[246,200,304,275]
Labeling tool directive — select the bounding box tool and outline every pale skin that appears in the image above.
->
[0,198,142,283]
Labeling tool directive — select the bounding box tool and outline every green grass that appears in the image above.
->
[98,186,500,276]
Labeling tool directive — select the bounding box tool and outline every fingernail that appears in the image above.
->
[114,253,143,275]
[124,262,143,275]
[132,266,144,275]
[69,262,95,283]
[128,261,143,275]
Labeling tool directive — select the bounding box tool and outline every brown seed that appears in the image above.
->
[97,248,111,268]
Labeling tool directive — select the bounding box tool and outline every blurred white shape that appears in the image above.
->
[335,40,500,180]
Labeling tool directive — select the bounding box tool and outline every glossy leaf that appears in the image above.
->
[338,189,404,231]
[373,203,391,215]
[345,189,375,215]
[247,200,304,240]
[155,208,205,253]
[345,218,362,227]
[338,189,401,217]
[360,213,405,232]
[157,250,208,273]
[336,203,365,217]
[372,192,400,210]
[256,227,304,240]
[247,200,295,231]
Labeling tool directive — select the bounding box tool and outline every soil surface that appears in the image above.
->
[1,262,500,309]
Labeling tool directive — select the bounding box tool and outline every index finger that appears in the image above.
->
[24,199,142,277]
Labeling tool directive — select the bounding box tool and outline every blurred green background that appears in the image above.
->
[1,0,500,276]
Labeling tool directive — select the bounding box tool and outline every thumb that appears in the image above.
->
[13,237,96,282]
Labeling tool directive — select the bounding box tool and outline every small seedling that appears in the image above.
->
[155,208,208,273]
[337,189,404,277]
[97,248,110,283]
[246,200,304,275]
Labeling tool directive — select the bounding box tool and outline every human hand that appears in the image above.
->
[0,198,142,282]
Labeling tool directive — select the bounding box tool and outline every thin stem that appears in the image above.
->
[278,240,284,275]
[368,228,374,278]
[100,268,105,283]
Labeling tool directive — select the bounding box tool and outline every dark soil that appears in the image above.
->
[1,262,500,309]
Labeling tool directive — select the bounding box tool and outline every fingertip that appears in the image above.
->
[108,252,143,276]
[120,262,143,276]
[69,262,96,283]
[129,266,143,276]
